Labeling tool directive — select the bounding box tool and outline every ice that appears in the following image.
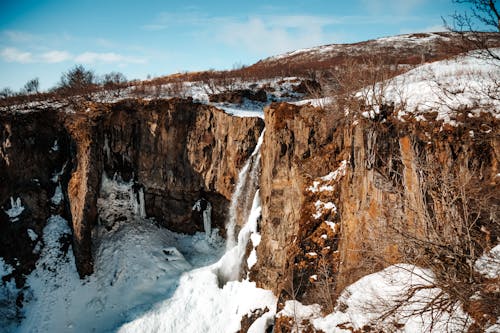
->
[226,130,264,250]
[11,210,225,333]
[50,139,59,152]
[4,197,24,221]
[27,229,38,241]
[193,199,213,239]
[51,183,63,205]
[118,190,274,333]
[0,257,14,278]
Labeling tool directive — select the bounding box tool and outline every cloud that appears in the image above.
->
[41,50,72,63]
[74,52,146,64]
[0,47,33,63]
[0,47,146,65]
[399,24,447,34]
[361,0,427,15]
[215,16,336,55]
[3,30,37,43]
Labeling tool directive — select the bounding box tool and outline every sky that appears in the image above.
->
[0,0,465,91]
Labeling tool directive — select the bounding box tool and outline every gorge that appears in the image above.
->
[0,34,499,333]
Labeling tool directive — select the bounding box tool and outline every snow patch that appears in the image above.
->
[4,197,24,221]
[51,184,63,205]
[27,229,38,241]
[475,244,500,279]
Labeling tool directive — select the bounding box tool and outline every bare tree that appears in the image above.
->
[58,64,96,94]
[22,78,39,95]
[444,0,500,61]
[0,87,14,99]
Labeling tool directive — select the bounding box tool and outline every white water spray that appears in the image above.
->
[226,130,265,250]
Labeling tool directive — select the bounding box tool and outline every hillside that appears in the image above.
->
[0,33,499,333]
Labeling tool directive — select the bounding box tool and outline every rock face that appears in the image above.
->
[0,111,73,283]
[251,102,499,307]
[0,98,264,278]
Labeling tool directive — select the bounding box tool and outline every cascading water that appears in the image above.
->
[114,128,275,333]
[218,130,265,283]
[226,129,265,250]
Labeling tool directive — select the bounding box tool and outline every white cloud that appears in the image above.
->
[216,16,334,55]
[0,47,146,65]
[361,0,427,15]
[399,24,447,34]
[41,50,72,63]
[3,30,37,43]
[0,47,33,63]
[74,52,146,64]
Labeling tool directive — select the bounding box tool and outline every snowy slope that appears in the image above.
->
[3,177,225,333]
[277,264,471,333]
[360,49,500,124]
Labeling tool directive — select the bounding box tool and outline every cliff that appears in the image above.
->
[0,98,264,278]
[251,102,499,318]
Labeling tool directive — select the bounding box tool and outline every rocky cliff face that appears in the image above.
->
[0,111,73,284]
[251,102,499,310]
[0,98,264,278]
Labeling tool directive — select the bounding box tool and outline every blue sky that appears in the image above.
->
[1,0,461,91]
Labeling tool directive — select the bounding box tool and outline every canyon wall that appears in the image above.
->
[0,99,264,278]
[251,102,499,308]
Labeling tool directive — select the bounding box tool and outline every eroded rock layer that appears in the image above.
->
[251,102,499,310]
[0,98,264,278]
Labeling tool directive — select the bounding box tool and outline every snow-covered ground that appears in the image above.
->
[277,264,471,333]
[360,49,500,124]
[0,130,276,333]
[1,174,228,333]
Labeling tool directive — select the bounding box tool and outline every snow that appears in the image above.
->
[50,139,59,152]
[51,162,67,183]
[193,199,213,239]
[247,232,261,269]
[278,300,323,330]
[51,183,63,205]
[4,197,24,221]
[359,49,500,124]
[0,258,18,330]
[325,221,337,233]
[11,218,224,333]
[308,161,347,193]
[7,176,226,333]
[0,257,14,277]
[315,264,470,332]
[27,229,38,241]
[115,129,273,333]
[117,189,276,333]
[274,264,471,333]
[3,123,273,333]
[475,244,500,279]
[313,200,337,219]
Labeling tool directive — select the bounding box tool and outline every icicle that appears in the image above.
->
[203,201,212,239]
[138,188,146,218]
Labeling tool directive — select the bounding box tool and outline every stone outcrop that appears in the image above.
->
[251,102,499,308]
[0,98,264,278]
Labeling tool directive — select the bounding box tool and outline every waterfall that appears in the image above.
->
[226,130,265,250]
[216,130,265,284]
